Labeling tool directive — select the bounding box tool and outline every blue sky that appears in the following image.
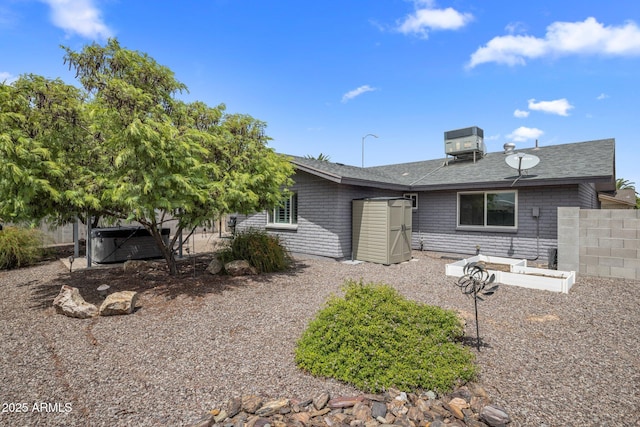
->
[2,0,639,188]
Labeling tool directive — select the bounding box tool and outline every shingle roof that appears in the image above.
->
[289,139,616,191]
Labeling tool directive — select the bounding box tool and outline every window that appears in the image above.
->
[403,193,418,210]
[458,191,516,229]
[268,193,298,226]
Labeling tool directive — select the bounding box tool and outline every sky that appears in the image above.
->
[2,0,640,189]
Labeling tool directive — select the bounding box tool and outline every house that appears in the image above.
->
[236,136,616,264]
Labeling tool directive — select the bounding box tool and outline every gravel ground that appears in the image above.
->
[0,251,639,427]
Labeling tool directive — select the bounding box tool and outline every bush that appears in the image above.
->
[0,226,47,270]
[218,229,292,273]
[295,280,477,393]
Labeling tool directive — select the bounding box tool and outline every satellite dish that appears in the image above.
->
[505,153,540,174]
[505,152,540,186]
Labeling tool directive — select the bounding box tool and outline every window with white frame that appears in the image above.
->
[458,190,517,228]
[268,193,298,225]
[403,193,418,210]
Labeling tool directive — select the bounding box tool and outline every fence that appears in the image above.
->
[558,207,640,280]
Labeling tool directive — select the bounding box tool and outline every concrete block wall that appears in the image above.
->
[558,207,640,280]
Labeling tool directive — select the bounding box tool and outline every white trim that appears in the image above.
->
[457,190,518,230]
[403,193,418,210]
[267,193,298,226]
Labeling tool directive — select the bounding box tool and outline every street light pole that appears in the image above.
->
[361,133,378,167]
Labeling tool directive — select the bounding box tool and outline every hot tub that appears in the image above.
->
[91,227,170,263]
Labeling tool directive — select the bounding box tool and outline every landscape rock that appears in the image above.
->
[224,260,258,276]
[99,291,138,316]
[480,405,511,426]
[255,398,289,417]
[187,384,510,427]
[206,257,223,275]
[53,285,98,319]
[123,259,150,273]
[242,395,263,414]
[313,391,330,410]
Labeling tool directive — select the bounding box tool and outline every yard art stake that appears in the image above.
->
[455,261,499,351]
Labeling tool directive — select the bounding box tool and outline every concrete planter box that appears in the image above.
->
[446,254,575,294]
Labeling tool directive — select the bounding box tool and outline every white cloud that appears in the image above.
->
[507,126,544,142]
[397,1,473,38]
[341,85,377,103]
[514,109,530,118]
[468,17,640,68]
[528,98,574,116]
[41,0,112,39]
[596,93,609,100]
[0,72,17,84]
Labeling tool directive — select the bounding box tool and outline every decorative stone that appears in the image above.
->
[242,395,263,414]
[206,258,223,275]
[213,409,228,423]
[225,260,258,276]
[185,383,507,427]
[370,401,387,419]
[99,291,138,316]
[444,401,465,420]
[188,413,213,427]
[290,411,310,425]
[255,398,289,417]
[123,260,149,273]
[449,397,469,409]
[226,397,242,418]
[328,395,364,409]
[53,285,98,319]
[313,391,330,410]
[480,405,511,427]
[352,401,372,422]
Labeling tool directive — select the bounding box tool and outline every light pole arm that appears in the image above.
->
[361,133,378,167]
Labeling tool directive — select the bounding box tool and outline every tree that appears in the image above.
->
[616,178,636,190]
[615,178,640,209]
[304,152,331,162]
[0,39,294,274]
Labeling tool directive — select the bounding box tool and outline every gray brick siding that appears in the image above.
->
[237,171,599,264]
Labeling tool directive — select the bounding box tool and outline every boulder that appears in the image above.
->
[206,257,223,275]
[99,291,139,316]
[224,260,257,276]
[53,285,98,319]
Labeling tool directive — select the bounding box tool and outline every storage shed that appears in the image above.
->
[352,197,413,264]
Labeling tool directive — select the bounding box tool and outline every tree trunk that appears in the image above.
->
[148,225,178,275]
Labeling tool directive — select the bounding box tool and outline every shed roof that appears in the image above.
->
[290,139,616,191]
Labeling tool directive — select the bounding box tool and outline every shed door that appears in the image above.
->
[389,200,412,263]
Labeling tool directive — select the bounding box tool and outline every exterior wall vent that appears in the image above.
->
[444,126,485,160]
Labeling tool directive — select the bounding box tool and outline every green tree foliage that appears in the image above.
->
[295,280,477,393]
[615,178,639,208]
[0,39,294,274]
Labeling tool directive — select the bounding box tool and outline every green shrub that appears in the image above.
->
[0,226,47,270]
[295,280,477,393]
[218,228,292,273]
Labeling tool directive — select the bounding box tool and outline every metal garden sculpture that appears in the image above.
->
[455,262,499,350]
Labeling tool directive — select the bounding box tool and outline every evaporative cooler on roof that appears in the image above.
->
[352,198,412,265]
[444,126,485,159]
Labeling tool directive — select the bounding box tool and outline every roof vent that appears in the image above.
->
[504,142,516,154]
